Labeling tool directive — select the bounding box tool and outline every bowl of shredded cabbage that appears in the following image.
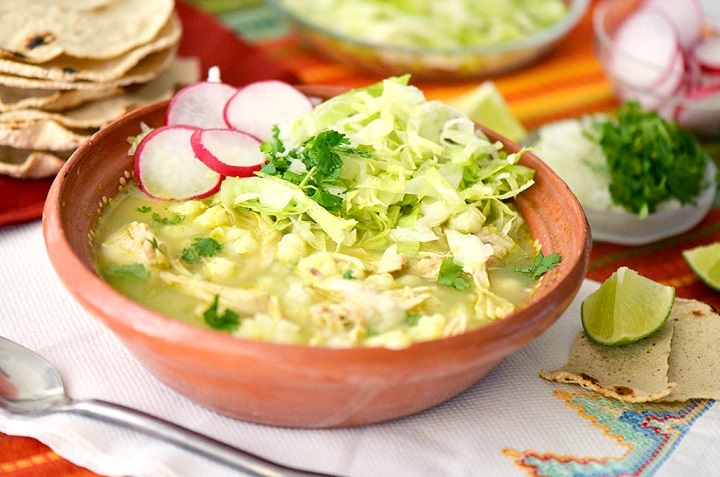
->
[268,0,589,80]
[43,78,590,428]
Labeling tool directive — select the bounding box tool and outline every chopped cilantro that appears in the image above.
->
[146,237,163,253]
[203,295,240,332]
[404,313,421,326]
[152,212,185,226]
[593,101,708,217]
[515,252,561,279]
[105,263,148,281]
[136,205,152,213]
[343,269,355,279]
[261,130,372,211]
[437,257,471,290]
[181,237,223,263]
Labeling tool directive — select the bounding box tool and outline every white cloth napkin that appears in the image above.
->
[1,221,719,477]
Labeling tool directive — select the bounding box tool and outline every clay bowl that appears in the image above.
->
[43,88,591,428]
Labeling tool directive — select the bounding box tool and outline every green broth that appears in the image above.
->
[92,181,539,348]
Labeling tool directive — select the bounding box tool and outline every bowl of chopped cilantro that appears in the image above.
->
[532,101,717,245]
[43,80,590,428]
[268,0,589,80]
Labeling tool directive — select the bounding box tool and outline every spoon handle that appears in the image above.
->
[64,399,341,477]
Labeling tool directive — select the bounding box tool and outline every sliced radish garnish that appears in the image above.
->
[645,0,704,51]
[190,129,265,177]
[166,81,238,129]
[134,125,222,200]
[224,80,313,142]
[694,37,720,73]
[610,8,683,91]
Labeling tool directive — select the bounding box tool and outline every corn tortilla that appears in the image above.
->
[0,14,181,83]
[0,0,174,63]
[0,46,176,91]
[541,298,720,402]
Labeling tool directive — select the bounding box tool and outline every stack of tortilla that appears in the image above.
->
[0,0,200,179]
[541,298,720,403]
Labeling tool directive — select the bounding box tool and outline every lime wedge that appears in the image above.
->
[581,267,675,346]
[683,242,720,291]
[446,81,527,142]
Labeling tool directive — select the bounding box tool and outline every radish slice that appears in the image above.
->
[224,80,313,142]
[695,37,720,73]
[134,125,222,200]
[191,129,265,177]
[645,0,704,51]
[166,81,238,129]
[610,8,683,91]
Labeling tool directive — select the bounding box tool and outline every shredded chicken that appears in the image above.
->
[99,221,169,268]
[158,271,269,315]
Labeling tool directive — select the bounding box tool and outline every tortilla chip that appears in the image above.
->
[0,57,200,129]
[0,118,94,150]
[0,0,174,63]
[0,83,121,112]
[540,324,675,403]
[0,14,181,83]
[0,46,176,91]
[542,297,720,403]
[0,146,70,179]
[660,299,720,401]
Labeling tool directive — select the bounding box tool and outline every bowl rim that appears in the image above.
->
[584,159,717,245]
[268,0,590,56]
[42,98,591,360]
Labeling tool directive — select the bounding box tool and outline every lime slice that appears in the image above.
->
[683,242,720,291]
[446,81,527,142]
[581,267,675,346]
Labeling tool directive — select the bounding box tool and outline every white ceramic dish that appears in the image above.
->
[585,160,717,245]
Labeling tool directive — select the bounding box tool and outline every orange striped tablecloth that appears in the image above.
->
[3,0,720,475]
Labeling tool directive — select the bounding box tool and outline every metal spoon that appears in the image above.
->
[0,335,341,477]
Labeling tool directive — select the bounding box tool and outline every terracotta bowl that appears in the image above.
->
[43,90,591,428]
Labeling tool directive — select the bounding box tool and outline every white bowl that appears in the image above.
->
[585,160,717,245]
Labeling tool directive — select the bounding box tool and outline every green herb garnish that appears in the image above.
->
[105,263,148,281]
[515,252,561,279]
[261,130,371,211]
[593,101,708,218]
[203,295,240,332]
[152,212,185,226]
[437,257,471,290]
[181,237,223,263]
[146,237,163,253]
[136,205,152,213]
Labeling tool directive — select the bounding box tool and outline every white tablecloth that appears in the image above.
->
[1,221,718,477]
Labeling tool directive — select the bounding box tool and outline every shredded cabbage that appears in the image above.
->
[221,76,534,254]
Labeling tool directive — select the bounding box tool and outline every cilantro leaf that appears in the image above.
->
[105,263,148,281]
[515,252,561,279]
[437,257,471,290]
[203,295,240,332]
[152,212,185,226]
[262,130,372,211]
[181,237,223,263]
[136,205,152,213]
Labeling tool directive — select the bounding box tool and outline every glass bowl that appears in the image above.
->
[268,0,590,81]
[594,0,720,139]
